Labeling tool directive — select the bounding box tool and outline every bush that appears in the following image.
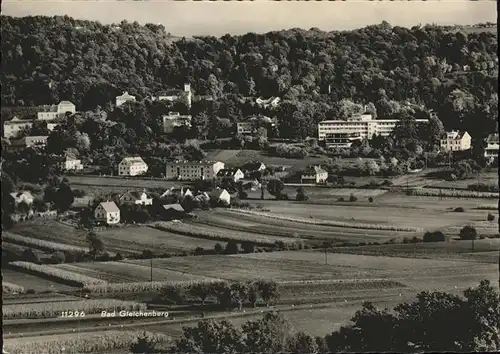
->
[349,194,358,202]
[454,207,465,212]
[368,197,374,202]
[487,213,495,221]
[423,231,447,242]
[338,197,345,202]
[459,225,477,240]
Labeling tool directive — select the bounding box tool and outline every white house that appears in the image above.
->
[116,92,136,107]
[318,114,429,141]
[118,157,148,176]
[6,135,48,152]
[153,84,192,108]
[161,186,192,199]
[162,112,192,133]
[119,190,153,205]
[165,160,225,180]
[216,168,245,182]
[484,133,499,161]
[256,97,281,108]
[37,101,76,120]
[440,131,472,152]
[9,191,34,206]
[301,166,328,184]
[60,158,83,171]
[3,117,34,138]
[209,188,231,206]
[94,201,120,224]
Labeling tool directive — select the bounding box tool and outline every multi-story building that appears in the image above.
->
[484,133,499,161]
[118,157,148,176]
[116,92,136,107]
[152,84,192,108]
[318,114,429,141]
[162,112,192,133]
[37,101,76,120]
[3,117,34,138]
[323,132,363,148]
[165,160,225,181]
[6,135,49,152]
[440,131,472,152]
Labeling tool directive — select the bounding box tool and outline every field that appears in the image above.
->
[52,261,220,283]
[97,226,221,254]
[425,171,499,190]
[65,175,183,194]
[325,239,500,263]
[2,268,78,292]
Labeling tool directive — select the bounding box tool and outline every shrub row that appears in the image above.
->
[9,261,107,287]
[3,299,146,320]
[3,330,170,354]
[2,232,88,253]
[153,222,293,246]
[2,281,25,294]
[407,189,499,199]
[476,204,498,210]
[467,183,499,193]
[84,279,224,294]
[228,209,420,232]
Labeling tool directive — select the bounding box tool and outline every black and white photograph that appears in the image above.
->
[1,0,499,353]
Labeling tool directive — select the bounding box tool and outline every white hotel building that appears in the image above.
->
[165,161,225,181]
[318,114,429,147]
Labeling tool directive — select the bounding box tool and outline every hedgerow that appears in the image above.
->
[9,261,107,287]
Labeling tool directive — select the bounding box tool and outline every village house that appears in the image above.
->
[165,160,225,180]
[240,161,266,178]
[60,157,84,171]
[236,116,277,136]
[162,203,186,220]
[152,83,192,108]
[256,97,281,108]
[37,101,76,120]
[216,168,245,183]
[94,201,120,225]
[484,133,499,162]
[440,131,472,152]
[118,157,148,176]
[3,117,34,138]
[9,191,34,207]
[162,112,192,133]
[115,92,136,107]
[208,188,231,206]
[6,135,49,152]
[119,190,153,205]
[161,186,193,199]
[300,166,328,184]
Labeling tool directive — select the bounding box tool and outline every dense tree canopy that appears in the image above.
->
[1,16,497,143]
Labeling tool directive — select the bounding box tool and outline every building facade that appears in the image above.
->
[440,131,472,152]
[301,166,328,184]
[94,201,120,224]
[162,112,192,133]
[118,157,148,176]
[153,84,192,108]
[3,117,34,138]
[318,114,429,141]
[484,134,499,161]
[323,133,363,148]
[37,101,76,120]
[216,168,245,182]
[7,135,49,151]
[165,160,225,180]
[119,190,153,205]
[60,158,84,171]
[116,92,136,107]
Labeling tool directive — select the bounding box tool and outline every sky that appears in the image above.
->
[2,0,497,37]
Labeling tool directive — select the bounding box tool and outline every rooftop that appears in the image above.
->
[98,201,120,213]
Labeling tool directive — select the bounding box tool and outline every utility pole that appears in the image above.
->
[325,245,328,265]
[150,258,153,282]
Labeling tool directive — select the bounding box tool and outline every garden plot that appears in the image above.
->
[1,269,78,292]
